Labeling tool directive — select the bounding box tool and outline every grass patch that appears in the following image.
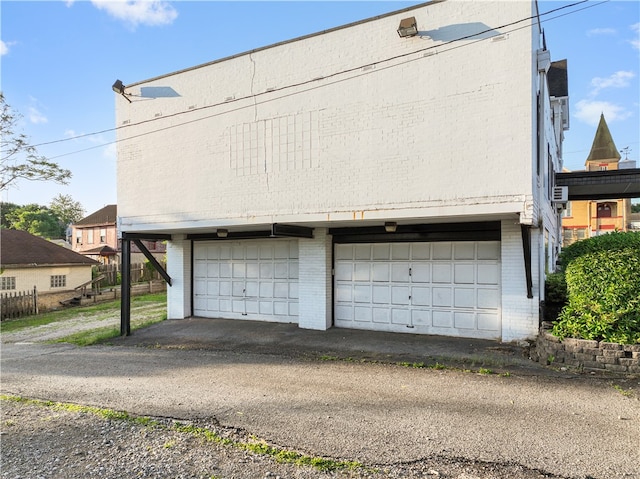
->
[50,316,167,346]
[1,292,167,334]
[1,395,365,474]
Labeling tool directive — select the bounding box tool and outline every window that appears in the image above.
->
[562,201,572,217]
[1,277,16,290]
[76,231,82,244]
[100,228,107,243]
[50,275,66,288]
[597,204,612,218]
[87,230,94,244]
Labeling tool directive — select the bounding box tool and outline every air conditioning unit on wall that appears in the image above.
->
[552,186,568,210]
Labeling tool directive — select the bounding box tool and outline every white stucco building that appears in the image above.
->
[115,0,568,341]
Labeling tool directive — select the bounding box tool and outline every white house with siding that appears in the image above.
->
[114,0,568,341]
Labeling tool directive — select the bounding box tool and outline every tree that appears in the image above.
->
[0,201,20,229]
[6,203,63,239]
[0,92,72,191]
[49,194,85,227]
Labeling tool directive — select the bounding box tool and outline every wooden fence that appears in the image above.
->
[94,262,166,287]
[1,287,38,321]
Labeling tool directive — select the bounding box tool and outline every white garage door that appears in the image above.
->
[334,241,501,339]
[193,240,298,322]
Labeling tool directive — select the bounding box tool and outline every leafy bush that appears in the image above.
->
[551,248,640,344]
[558,231,640,270]
[544,272,567,304]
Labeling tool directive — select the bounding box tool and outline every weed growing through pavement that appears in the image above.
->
[1,395,366,474]
[611,384,634,398]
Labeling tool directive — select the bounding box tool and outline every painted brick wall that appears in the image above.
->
[500,220,539,341]
[298,229,332,330]
[166,235,192,319]
[116,1,538,232]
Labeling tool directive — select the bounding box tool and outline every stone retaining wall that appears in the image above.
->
[536,327,640,374]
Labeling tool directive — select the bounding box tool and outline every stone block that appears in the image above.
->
[583,347,603,357]
[600,342,622,350]
[576,339,599,349]
[602,349,625,359]
[596,356,617,365]
[623,344,640,353]
[574,352,596,362]
[582,362,605,371]
[604,363,629,373]
[632,352,640,359]
[628,365,640,374]
[618,358,639,367]
[564,344,582,354]
[542,332,561,344]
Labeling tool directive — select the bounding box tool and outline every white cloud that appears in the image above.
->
[0,40,15,56]
[587,27,616,37]
[91,1,178,29]
[574,100,632,126]
[28,106,48,125]
[630,23,640,51]
[589,70,635,97]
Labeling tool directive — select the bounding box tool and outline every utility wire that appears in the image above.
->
[37,0,600,159]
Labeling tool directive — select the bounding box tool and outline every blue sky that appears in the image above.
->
[1,1,639,215]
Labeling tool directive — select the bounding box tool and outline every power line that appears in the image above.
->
[37,0,598,159]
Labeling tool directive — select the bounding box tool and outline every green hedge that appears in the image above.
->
[551,248,640,344]
[558,231,640,270]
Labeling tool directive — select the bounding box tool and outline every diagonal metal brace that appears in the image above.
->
[132,239,172,286]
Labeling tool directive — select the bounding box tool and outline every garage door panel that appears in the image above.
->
[372,285,390,304]
[193,240,298,323]
[432,264,451,283]
[355,306,372,322]
[454,242,475,260]
[478,241,500,260]
[478,312,500,331]
[433,310,453,328]
[391,286,410,305]
[454,288,475,308]
[391,308,410,325]
[454,264,475,284]
[432,242,452,260]
[433,287,452,307]
[478,264,499,285]
[411,310,430,326]
[455,311,476,329]
[335,305,353,321]
[354,263,370,281]
[335,263,352,281]
[373,308,390,323]
[478,288,499,309]
[411,286,430,306]
[335,284,352,302]
[372,263,390,282]
[372,244,390,260]
[391,263,410,282]
[334,241,501,339]
[354,285,371,303]
[391,243,410,260]
[411,263,430,283]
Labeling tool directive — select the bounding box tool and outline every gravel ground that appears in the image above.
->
[1,399,561,479]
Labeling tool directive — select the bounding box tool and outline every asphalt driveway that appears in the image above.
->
[2,318,639,478]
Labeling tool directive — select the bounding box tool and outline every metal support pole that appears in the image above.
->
[120,238,131,336]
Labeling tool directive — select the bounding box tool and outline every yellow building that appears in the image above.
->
[562,114,632,246]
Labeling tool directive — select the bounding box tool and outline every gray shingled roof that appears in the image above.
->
[548,59,568,98]
[75,204,117,227]
[0,229,99,267]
